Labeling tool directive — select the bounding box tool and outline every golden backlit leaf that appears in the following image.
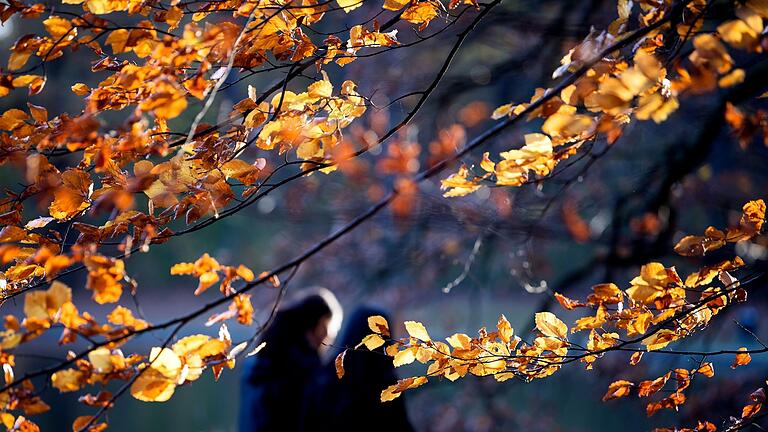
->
[497,314,513,343]
[42,16,73,39]
[732,347,752,368]
[446,333,471,349]
[337,0,362,13]
[638,372,670,397]
[24,281,72,320]
[88,348,114,373]
[0,109,29,130]
[367,315,390,337]
[51,368,85,393]
[71,83,90,96]
[72,416,107,432]
[130,368,177,402]
[84,255,125,304]
[602,380,633,401]
[401,1,439,25]
[49,170,92,221]
[393,348,416,367]
[642,329,677,351]
[108,305,148,330]
[380,376,428,402]
[534,312,568,339]
[404,320,431,341]
[358,333,385,350]
[697,362,715,378]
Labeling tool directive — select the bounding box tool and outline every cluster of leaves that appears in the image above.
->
[0,0,485,426]
[440,0,768,197]
[351,199,766,429]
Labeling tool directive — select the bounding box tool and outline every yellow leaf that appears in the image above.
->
[307,78,333,100]
[642,329,677,351]
[404,320,431,341]
[401,1,439,25]
[71,83,90,96]
[88,347,114,373]
[105,28,129,53]
[367,315,390,336]
[148,347,182,379]
[697,362,715,378]
[51,369,84,393]
[380,376,428,402]
[534,311,568,339]
[337,0,362,12]
[130,368,177,402]
[195,271,219,295]
[72,416,107,432]
[43,16,73,39]
[0,109,29,130]
[602,380,633,401]
[86,0,117,14]
[8,51,32,71]
[383,0,409,10]
[48,170,92,221]
[393,348,416,367]
[358,334,385,350]
[719,68,745,88]
[497,314,513,343]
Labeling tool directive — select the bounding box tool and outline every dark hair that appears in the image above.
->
[259,289,339,356]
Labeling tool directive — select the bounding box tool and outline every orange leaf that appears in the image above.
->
[335,350,346,378]
[732,347,752,368]
[602,380,633,401]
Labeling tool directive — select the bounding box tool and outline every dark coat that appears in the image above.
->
[238,307,325,432]
[300,307,416,432]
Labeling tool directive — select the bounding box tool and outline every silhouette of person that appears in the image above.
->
[301,305,416,432]
[238,288,342,432]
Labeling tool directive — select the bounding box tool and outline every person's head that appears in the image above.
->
[262,287,342,354]
[294,287,343,351]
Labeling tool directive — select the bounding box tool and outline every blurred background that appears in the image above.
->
[1,0,768,430]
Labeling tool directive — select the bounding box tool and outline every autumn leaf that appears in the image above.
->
[732,347,752,368]
[742,403,762,419]
[130,347,183,402]
[497,315,513,343]
[602,380,633,401]
[380,376,428,402]
[72,416,107,432]
[642,329,678,351]
[0,109,29,130]
[367,315,390,337]
[358,334,385,350]
[404,321,431,341]
[337,0,362,13]
[51,369,85,393]
[84,255,125,304]
[534,312,568,339]
[49,170,92,221]
[335,350,346,378]
[393,348,417,367]
[696,362,715,378]
[446,333,471,349]
[638,372,671,397]
[24,281,72,320]
[401,1,440,26]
